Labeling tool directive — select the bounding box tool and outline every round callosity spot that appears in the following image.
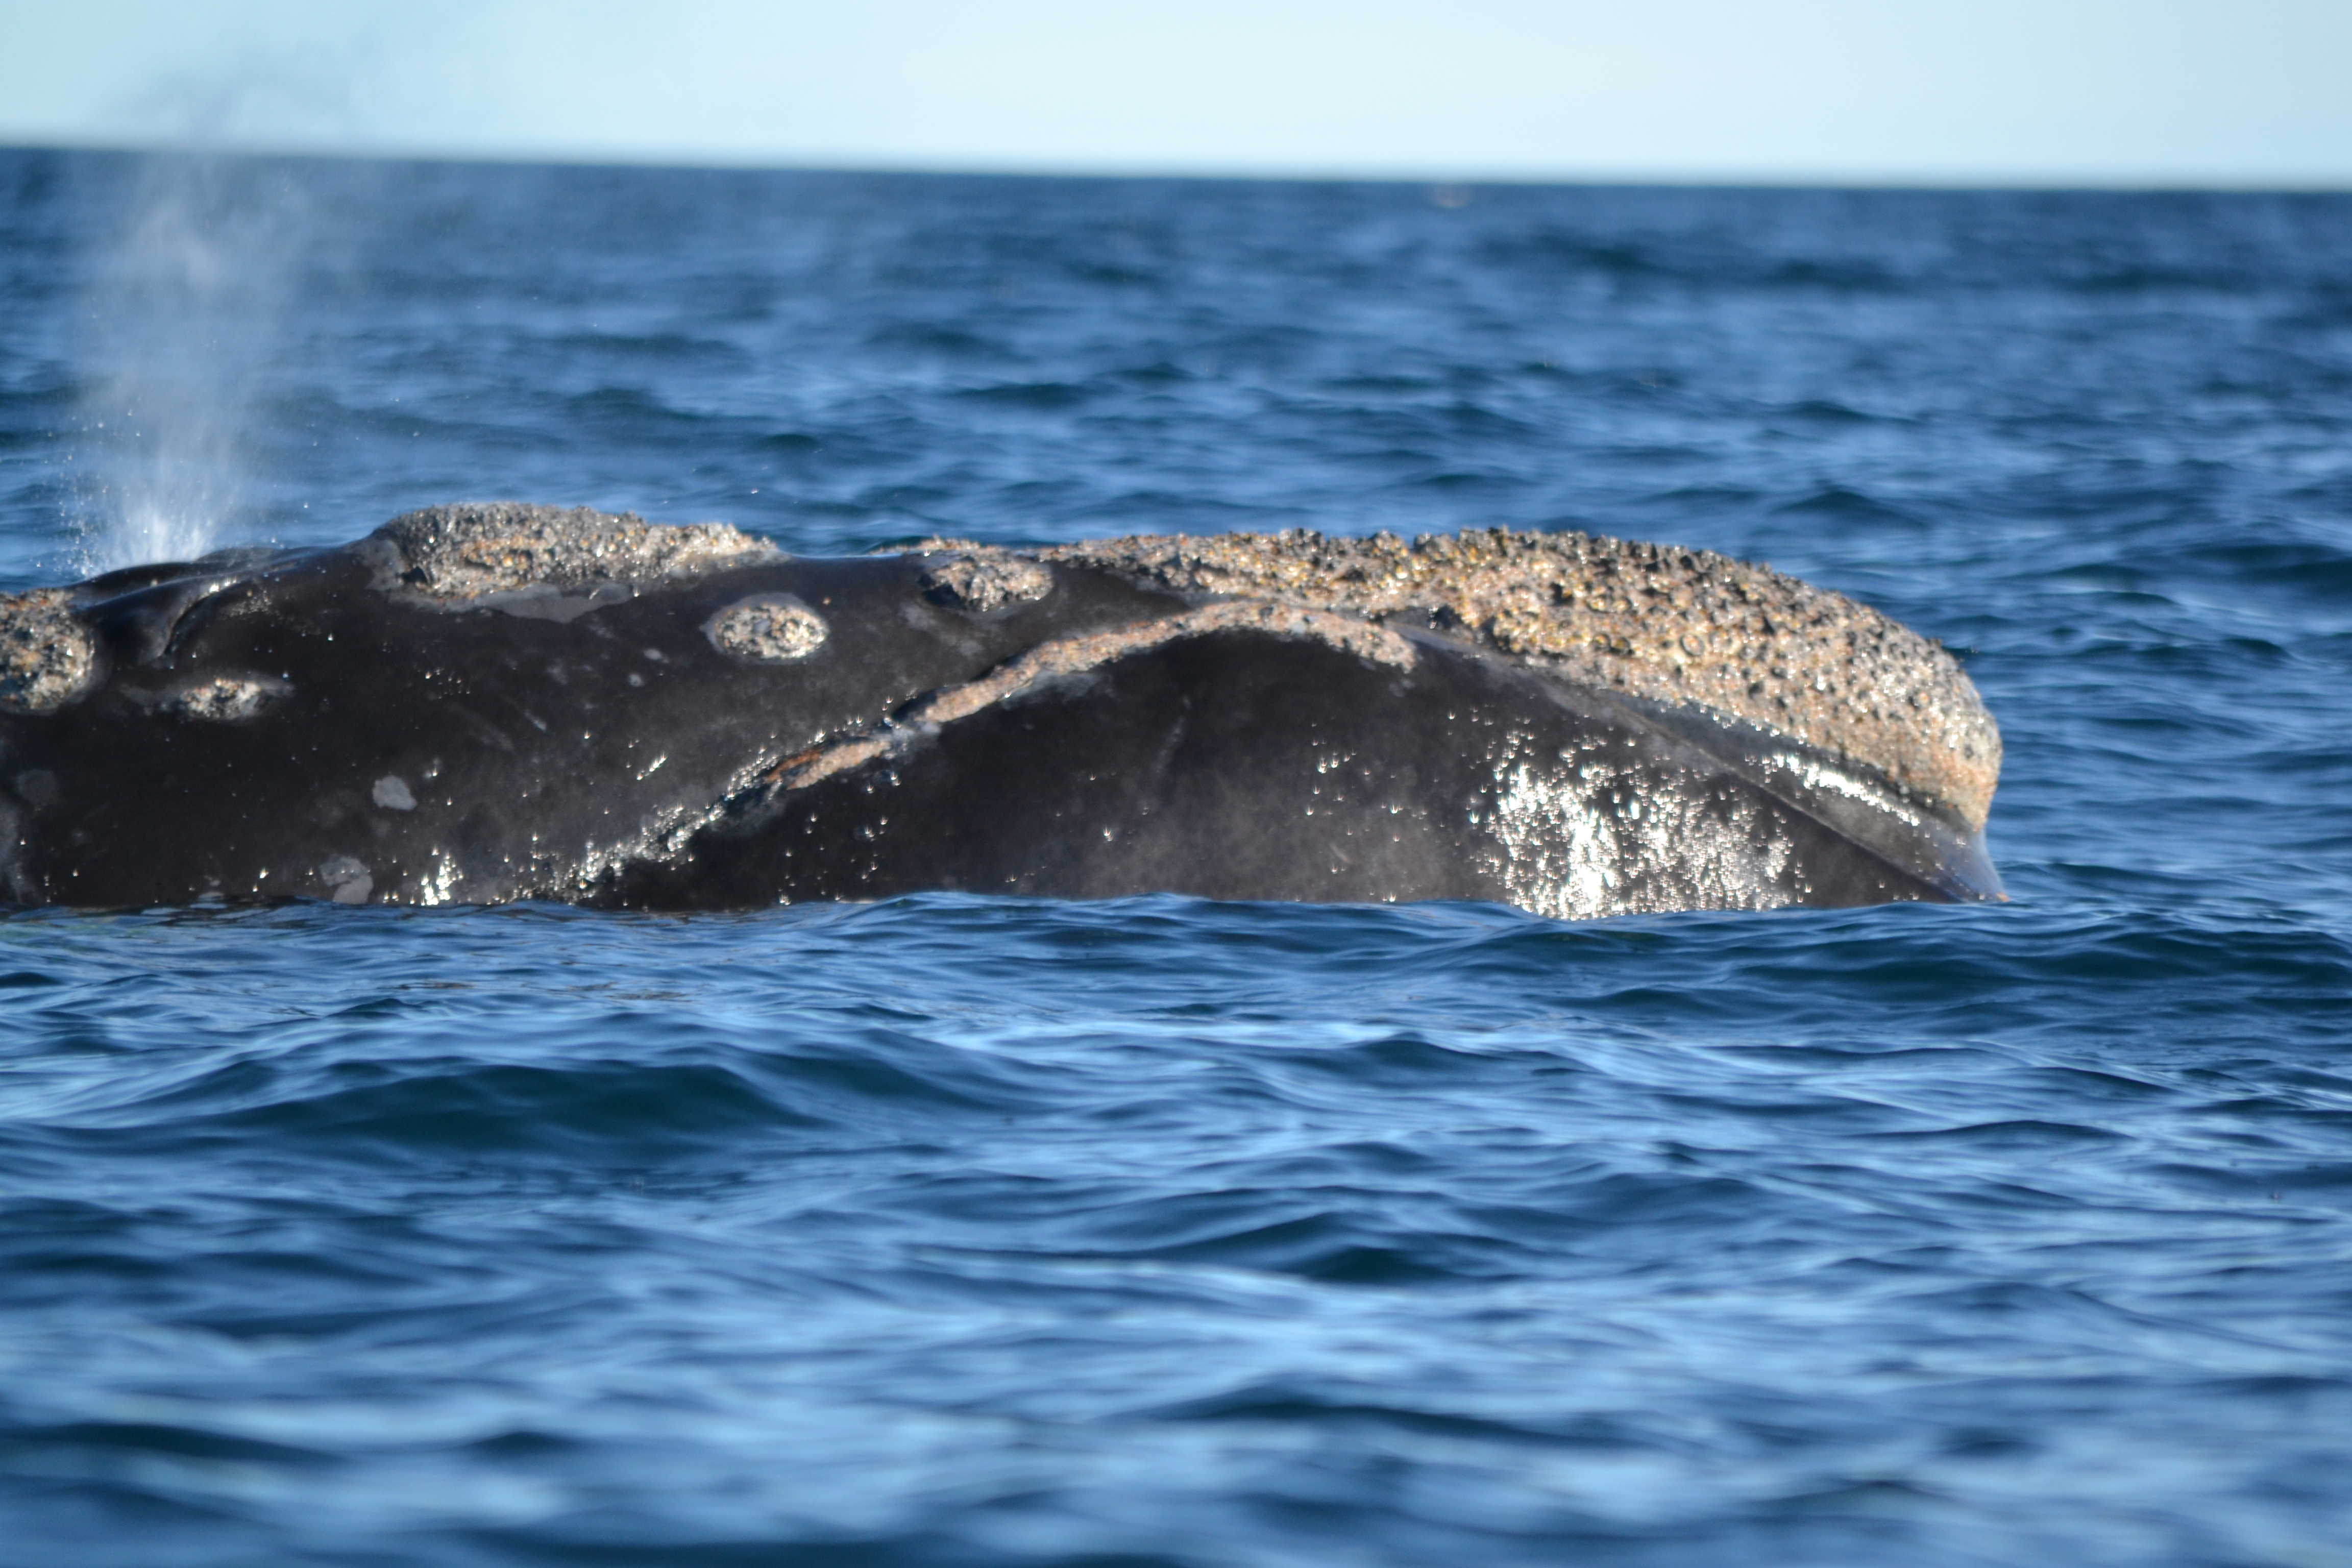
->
[373,775,418,811]
[0,589,96,714]
[919,552,1054,614]
[170,675,281,722]
[705,596,828,663]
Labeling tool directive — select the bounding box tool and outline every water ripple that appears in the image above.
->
[3,156,2351,1565]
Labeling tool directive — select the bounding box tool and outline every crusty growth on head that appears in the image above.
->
[1042,528,2001,830]
[919,550,1055,614]
[377,501,777,600]
[0,587,96,715]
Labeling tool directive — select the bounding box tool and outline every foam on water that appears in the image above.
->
[2,153,2350,1566]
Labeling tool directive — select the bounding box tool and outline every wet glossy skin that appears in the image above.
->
[0,543,1990,915]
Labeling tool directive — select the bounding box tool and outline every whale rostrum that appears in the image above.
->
[0,502,2001,916]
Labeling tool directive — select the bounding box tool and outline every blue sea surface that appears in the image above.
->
[3,151,2351,1566]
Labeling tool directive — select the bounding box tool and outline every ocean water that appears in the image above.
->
[2,151,2351,1566]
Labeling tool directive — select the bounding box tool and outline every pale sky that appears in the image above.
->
[3,0,2349,185]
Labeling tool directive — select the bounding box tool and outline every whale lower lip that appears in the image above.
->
[0,503,2000,917]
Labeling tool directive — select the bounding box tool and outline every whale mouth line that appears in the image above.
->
[755,596,1418,798]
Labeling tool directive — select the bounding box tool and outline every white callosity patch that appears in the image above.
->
[372,775,417,811]
[706,596,829,662]
[919,551,1055,614]
[376,502,778,601]
[169,675,280,721]
[1476,735,1794,920]
[317,855,373,905]
[0,590,97,714]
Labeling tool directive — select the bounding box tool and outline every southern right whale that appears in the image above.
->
[0,503,2000,916]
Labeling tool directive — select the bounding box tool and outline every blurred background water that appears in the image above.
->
[2,150,2350,1566]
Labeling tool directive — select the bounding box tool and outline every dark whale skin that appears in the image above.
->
[0,523,1999,917]
[599,629,1965,914]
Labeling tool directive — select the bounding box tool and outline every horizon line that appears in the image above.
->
[8,135,2352,197]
